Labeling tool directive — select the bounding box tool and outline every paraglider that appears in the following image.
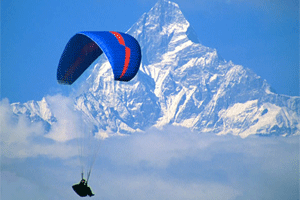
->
[57,31,141,197]
[57,31,141,84]
[72,179,94,197]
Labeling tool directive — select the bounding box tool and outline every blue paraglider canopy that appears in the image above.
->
[57,31,141,85]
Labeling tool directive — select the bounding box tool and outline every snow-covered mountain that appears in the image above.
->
[11,0,300,138]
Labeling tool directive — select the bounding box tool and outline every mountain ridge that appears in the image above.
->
[10,0,300,138]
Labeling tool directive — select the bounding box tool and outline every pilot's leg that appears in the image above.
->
[87,187,94,196]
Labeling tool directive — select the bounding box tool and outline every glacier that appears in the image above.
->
[9,0,300,138]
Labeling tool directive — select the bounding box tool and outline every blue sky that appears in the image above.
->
[1,0,299,103]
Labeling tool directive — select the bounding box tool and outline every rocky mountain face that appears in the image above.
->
[11,0,300,138]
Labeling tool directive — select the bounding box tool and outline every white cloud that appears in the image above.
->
[103,126,220,168]
[1,98,298,199]
[0,97,81,159]
[90,128,299,200]
[0,99,44,145]
[1,170,74,200]
[93,171,241,200]
[44,94,87,142]
[1,171,45,199]
[1,98,44,158]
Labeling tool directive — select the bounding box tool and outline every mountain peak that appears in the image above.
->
[127,0,203,66]
[133,0,199,44]
[82,0,299,137]
[156,0,179,8]
[10,0,300,138]
[128,0,189,37]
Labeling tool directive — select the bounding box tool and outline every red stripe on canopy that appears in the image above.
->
[110,31,125,46]
[110,31,132,79]
[120,46,131,79]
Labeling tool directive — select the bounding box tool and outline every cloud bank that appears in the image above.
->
[0,96,82,159]
[95,127,298,200]
[1,98,299,199]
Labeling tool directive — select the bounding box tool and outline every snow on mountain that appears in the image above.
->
[11,98,56,131]
[10,0,300,137]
